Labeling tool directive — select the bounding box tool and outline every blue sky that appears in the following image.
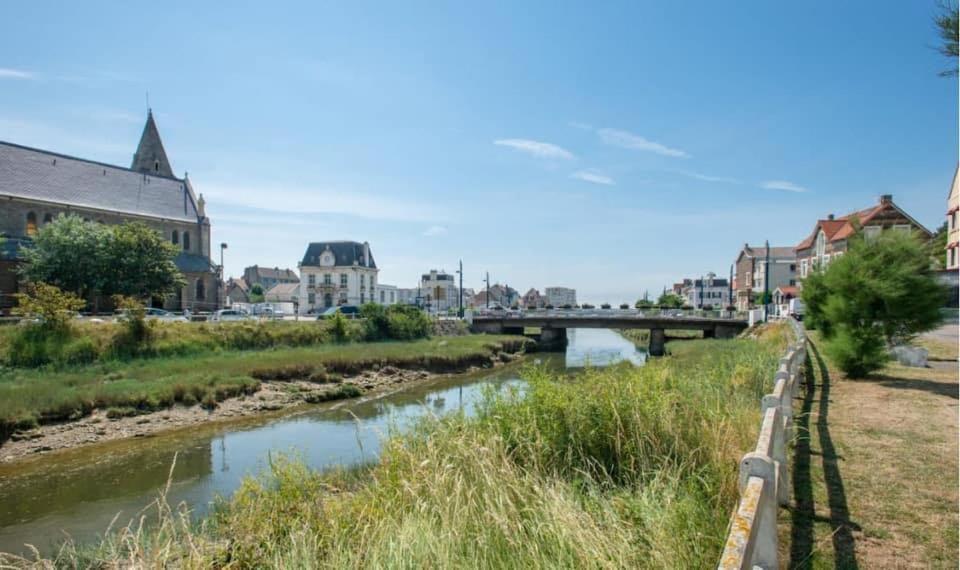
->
[1,1,956,303]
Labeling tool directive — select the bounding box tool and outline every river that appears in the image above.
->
[0,328,645,556]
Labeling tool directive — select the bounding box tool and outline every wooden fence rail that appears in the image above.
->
[718,319,806,569]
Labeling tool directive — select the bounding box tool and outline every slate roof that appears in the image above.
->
[175,252,217,274]
[131,110,174,177]
[300,241,376,268]
[0,141,201,223]
[247,265,299,282]
[739,245,796,260]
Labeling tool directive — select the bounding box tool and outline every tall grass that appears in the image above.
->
[4,325,788,568]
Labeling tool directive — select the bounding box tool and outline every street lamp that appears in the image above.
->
[219,242,228,310]
[455,259,464,318]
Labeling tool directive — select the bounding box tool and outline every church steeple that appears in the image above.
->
[131,109,174,177]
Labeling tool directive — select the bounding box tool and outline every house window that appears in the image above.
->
[789,264,796,272]
[380,290,385,303]
[864,226,881,241]
[195,279,205,301]
[323,273,332,285]
[360,293,365,304]
[800,259,808,277]
[308,274,316,287]
[360,275,365,288]
[323,293,333,308]
[183,231,191,251]
[892,224,911,234]
[340,273,348,287]
[25,212,38,236]
[172,230,179,245]
[308,292,316,304]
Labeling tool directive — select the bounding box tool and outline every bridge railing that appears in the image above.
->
[472,308,747,321]
[718,318,806,570]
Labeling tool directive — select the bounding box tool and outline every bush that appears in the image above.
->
[600,303,611,309]
[330,311,351,343]
[803,229,944,377]
[62,337,99,365]
[111,296,154,358]
[620,303,630,310]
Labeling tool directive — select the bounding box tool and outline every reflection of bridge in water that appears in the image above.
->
[470,310,749,356]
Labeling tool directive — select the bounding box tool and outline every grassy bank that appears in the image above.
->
[16,325,790,568]
[779,331,958,567]
[619,328,703,347]
[0,334,530,440]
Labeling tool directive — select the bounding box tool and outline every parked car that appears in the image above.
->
[212,309,253,322]
[115,308,188,323]
[317,305,360,320]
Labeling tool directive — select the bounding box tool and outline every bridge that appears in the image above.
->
[470,310,749,356]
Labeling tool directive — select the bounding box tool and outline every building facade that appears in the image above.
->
[0,111,219,312]
[733,244,796,311]
[679,272,730,309]
[544,286,576,307]
[224,277,250,306]
[947,169,959,271]
[795,194,931,283]
[375,283,398,305]
[420,270,458,313]
[297,241,377,313]
[243,265,299,291]
[521,288,544,308]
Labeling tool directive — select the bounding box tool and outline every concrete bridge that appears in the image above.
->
[470,310,749,356]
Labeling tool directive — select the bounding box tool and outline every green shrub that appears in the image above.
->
[62,337,99,365]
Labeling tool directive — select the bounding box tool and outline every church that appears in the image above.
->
[0,111,220,313]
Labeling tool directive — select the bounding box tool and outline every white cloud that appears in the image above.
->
[597,128,689,158]
[0,68,34,80]
[571,170,615,185]
[200,182,447,222]
[423,225,447,236]
[494,138,574,160]
[677,170,740,184]
[761,180,808,193]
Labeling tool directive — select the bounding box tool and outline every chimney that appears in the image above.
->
[827,213,834,220]
[880,194,892,205]
[363,241,370,267]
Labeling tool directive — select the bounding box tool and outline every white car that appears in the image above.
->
[144,308,189,322]
[212,309,253,322]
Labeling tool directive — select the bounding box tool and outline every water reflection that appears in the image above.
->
[0,329,644,555]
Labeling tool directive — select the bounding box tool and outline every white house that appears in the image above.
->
[375,283,398,305]
[298,241,378,314]
[421,269,459,313]
[680,272,730,309]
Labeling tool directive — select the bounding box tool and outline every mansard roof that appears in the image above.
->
[300,241,376,269]
[0,141,201,223]
[131,110,174,177]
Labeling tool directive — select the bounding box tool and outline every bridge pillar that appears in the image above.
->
[714,324,741,339]
[538,327,567,351]
[649,328,666,357]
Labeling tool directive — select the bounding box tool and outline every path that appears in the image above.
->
[780,333,959,568]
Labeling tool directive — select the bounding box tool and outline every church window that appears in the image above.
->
[43,213,53,224]
[195,279,205,301]
[154,160,160,172]
[172,230,179,245]
[183,231,191,251]
[25,212,38,237]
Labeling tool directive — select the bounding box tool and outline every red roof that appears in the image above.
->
[776,285,799,297]
[796,201,900,250]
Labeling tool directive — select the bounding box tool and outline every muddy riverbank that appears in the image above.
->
[0,347,526,464]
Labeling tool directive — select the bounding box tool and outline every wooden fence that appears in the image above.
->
[718,318,806,569]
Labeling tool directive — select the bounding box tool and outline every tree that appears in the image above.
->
[103,222,184,300]
[18,215,184,307]
[13,282,86,332]
[656,292,684,309]
[635,298,654,309]
[802,230,945,377]
[936,1,959,76]
[249,283,265,303]
[19,214,110,300]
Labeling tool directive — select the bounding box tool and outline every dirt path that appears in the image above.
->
[780,334,959,568]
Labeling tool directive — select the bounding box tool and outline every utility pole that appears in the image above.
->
[698,274,704,310]
[728,263,734,310]
[484,272,490,308]
[457,259,464,318]
[764,240,771,323]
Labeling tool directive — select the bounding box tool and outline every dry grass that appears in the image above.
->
[780,331,959,568]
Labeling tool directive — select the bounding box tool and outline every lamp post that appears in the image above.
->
[763,240,771,323]
[219,242,227,310]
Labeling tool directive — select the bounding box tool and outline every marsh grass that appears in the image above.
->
[0,335,529,441]
[1,326,788,568]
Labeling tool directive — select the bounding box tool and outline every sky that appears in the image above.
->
[1,1,956,303]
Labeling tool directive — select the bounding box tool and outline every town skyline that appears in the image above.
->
[1,1,955,302]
